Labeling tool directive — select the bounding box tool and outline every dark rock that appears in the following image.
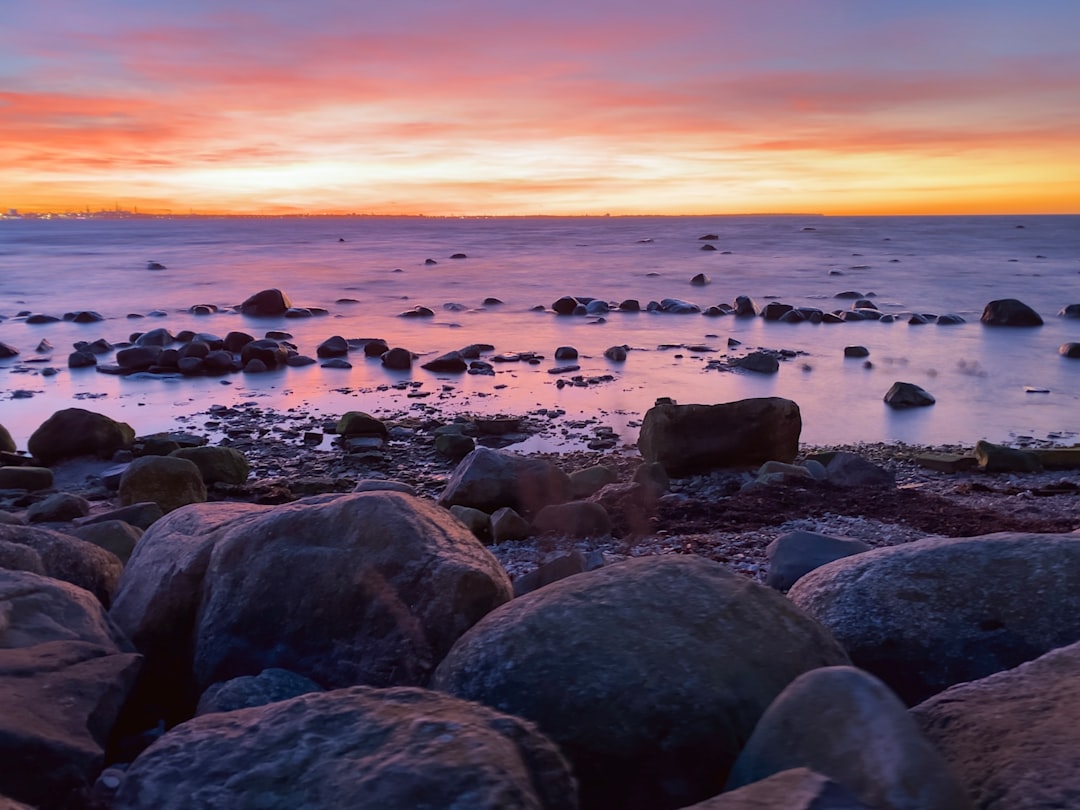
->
[27,492,91,523]
[0,524,123,607]
[170,446,249,485]
[552,295,580,315]
[980,298,1043,326]
[568,465,619,499]
[433,556,850,810]
[883,381,935,408]
[421,350,468,373]
[0,425,14,454]
[554,346,578,360]
[25,314,60,324]
[381,346,413,369]
[761,302,794,321]
[974,440,1042,473]
[116,346,162,370]
[512,550,588,597]
[0,466,53,491]
[240,338,288,369]
[690,273,711,285]
[201,350,237,373]
[733,295,757,316]
[787,532,1080,705]
[438,446,572,515]
[824,452,896,488]
[240,288,292,316]
[118,456,207,514]
[657,298,700,313]
[735,352,780,373]
[134,328,174,347]
[68,350,98,368]
[65,310,105,323]
[71,520,142,564]
[531,501,611,538]
[618,299,641,312]
[195,668,323,716]
[76,502,164,531]
[937,313,965,325]
[315,335,349,358]
[435,433,476,460]
[682,768,869,809]
[112,687,575,810]
[222,331,254,353]
[399,305,435,318]
[725,666,971,810]
[843,346,870,358]
[336,411,388,438]
[604,345,628,362]
[639,398,801,476]
[489,506,531,544]
[1060,342,1080,358]
[1059,303,1080,318]
[28,408,135,465]
[362,338,390,357]
[700,243,717,251]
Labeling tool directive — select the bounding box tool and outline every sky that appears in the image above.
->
[2,1,1079,216]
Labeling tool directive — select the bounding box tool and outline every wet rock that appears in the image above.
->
[118,456,207,514]
[490,506,531,543]
[26,492,91,523]
[883,381,935,408]
[1059,303,1080,318]
[315,335,349,358]
[568,465,619,499]
[435,432,476,460]
[973,440,1042,473]
[68,350,98,368]
[240,288,292,316]
[554,346,578,360]
[639,398,801,476]
[937,313,965,325]
[28,408,135,465]
[1060,342,1080,358]
[0,466,52,491]
[170,446,249,485]
[65,310,105,323]
[690,273,711,286]
[0,524,122,607]
[552,295,580,315]
[980,298,1043,326]
[450,505,491,541]
[843,346,870,358]
[618,299,641,312]
[381,346,414,370]
[222,331,255,353]
[735,352,780,373]
[822,451,896,488]
[421,350,468,373]
[134,327,174,347]
[336,412,388,439]
[240,338,289,369]
[604,345,628,362]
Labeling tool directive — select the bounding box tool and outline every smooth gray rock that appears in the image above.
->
[438,446,572,515]
[766,531,872,591]
[113,687,577,810]
[433,555,850,810]
[788,532,1080,705]
[725,666,973,810]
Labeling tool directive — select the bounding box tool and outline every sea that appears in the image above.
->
[1,214,1078,452]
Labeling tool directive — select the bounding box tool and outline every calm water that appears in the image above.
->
[1,214,1078,450]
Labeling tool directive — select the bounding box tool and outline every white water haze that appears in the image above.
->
[1,214,1078,450]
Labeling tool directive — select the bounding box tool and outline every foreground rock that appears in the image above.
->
[0,569,141,809]
[725,666,972,809]
[0,524,123,607]
[912,640,1080,810]
[787,532,1080,704]
[112,687,577,810]
[637,398,801,476]
[682,768,869,809]
[433,555,849,810]
[27,408,135,465]
[110,492,512,725]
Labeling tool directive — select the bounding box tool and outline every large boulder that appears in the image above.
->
[118,456,208,513]
[0,570,140,809]
[980,298,1043,326]
[111,493,512,723]
[725,666,972,810]
[432,555,850,810]
[0,424,14,453]
[438,446,573,515]
[0,524,123,607]
[787,532,1080,705]
[912,639,1080,809]
[27,408,135,465]
[637,398,801,476]
[112,687,576,810]
[169,446,249,485]
[239,288,292,316]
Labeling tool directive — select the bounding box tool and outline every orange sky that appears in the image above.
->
[2,1,1079,216]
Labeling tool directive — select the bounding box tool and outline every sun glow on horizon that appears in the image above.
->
[2,2,1079,217]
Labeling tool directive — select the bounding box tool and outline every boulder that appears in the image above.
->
[450,504,491,541]
[531,501,611,538]
[725,666,972,810]
[26,492,91,523]
[638,398,802,476]
[554,346,578,360]
[335,411,388,438]
[381,346,413,369]
[169,446,249,485]
[489,506,531,543]
[0,540,44,573]
[603,345,628,362]
[315,335,348,358]
[980,298,1043,326]
[239,288,292,316]
[195,668,323,716]
[421,350,468,373]
[118,456,207,513]
[552,295,580,315]
[1059,342,1080,358]
[112,687,576,810]
[76,501,164,531]
[111,493,513,726]
[435,432,476,460]
[787,532,1080,705]
[362,338,389,357]
[438,446,572,515]
[568,465,619,499]
[734,352,779,373]
[680,768,869,809]
[239,338,289,369]
[883,381,935,408]
[0,424,14,453]
[843,346,870,358]
[27,408,135,465]
[588,482,659,537]
[512,550,589,597]
[0,524,122,607]
[433,555,850,810]
[0,466,53,491]
[823,451,896,488]
[912,639,1080,810]
[72,520,143,565]
[765,531,872,591]
[222,330,254,353]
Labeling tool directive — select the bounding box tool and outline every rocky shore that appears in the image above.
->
[0,396,1078,809]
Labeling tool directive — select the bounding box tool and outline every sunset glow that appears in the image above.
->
[3,1,1079,216]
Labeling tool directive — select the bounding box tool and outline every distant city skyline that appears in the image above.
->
[2,1,1078,216]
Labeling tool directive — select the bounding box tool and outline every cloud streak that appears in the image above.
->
[2,0,1078,214]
